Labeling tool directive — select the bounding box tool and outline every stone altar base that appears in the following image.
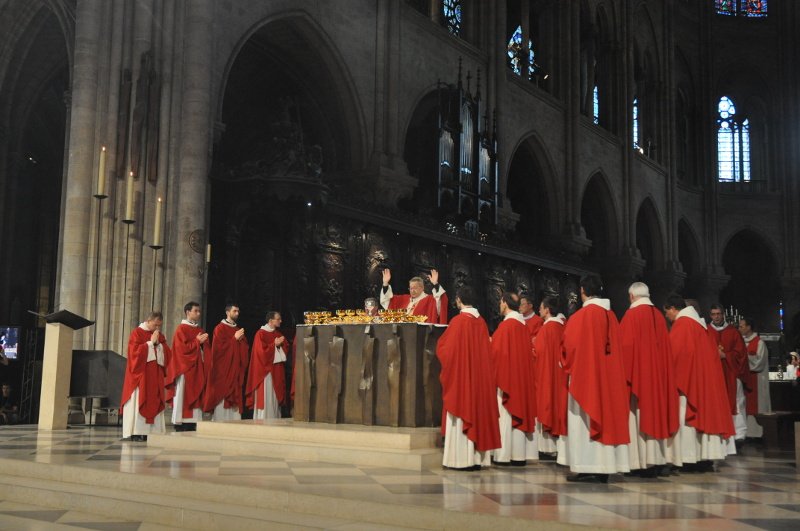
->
[148,419,444,471]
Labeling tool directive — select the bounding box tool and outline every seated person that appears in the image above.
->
[0,383,19,425]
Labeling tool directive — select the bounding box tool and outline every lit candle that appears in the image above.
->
[152,197,162,247]
[96,146,107,197]
[205,243,212,263]
[124,171,135,222]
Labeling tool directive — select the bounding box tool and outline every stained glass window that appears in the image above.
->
[716,0,735,15]
[744,0,768,17]
[717,96,751,181]
[715,0,767,17]
[632,97,639,149]
[507,26,536,78]
[593,86,599,125]
[443,0,462,36]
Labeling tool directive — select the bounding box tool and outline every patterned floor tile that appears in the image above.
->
[734,519,800,530]
[598,504,715,519]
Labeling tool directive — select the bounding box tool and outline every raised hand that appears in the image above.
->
[382,268,392,286]
[429,268,439,286]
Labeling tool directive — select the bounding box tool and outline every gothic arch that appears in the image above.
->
[720,228,782,329]
[402,88,440,212]
[0,1,71,325]
[579,171,619,262]
[635,197,666,272]
[505,133,561,245]
[677,218,702,279]
[216,11,367,170]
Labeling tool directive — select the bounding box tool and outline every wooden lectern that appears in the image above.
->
[33,310,94,430]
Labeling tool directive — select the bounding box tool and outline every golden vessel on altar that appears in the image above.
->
[303,308,428,325]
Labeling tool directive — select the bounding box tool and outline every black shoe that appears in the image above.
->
[567,473,608,483]
[538,452,557,461]
[491,459,512,466]
[639,467,659,478]
[140,435,148,442]
[697,460,715,473]
[510,460,527,467]
[174,424,186,432]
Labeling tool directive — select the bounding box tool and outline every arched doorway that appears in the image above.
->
[579,172,618,265]
[720,230,781,330]
[505,136,554,248]
[208,15,362,335]
[678,219,701,296]
[402,90,439,215]
[0,8,69,326]
[635,198,665,275]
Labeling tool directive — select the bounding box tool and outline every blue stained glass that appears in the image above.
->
[593,86,599,124]
[717,96,750,182]
[508,26,523,75]
[443,0,462,35]
[715,0,767,17]
[632,97,639,149]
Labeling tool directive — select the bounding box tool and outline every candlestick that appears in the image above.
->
[95,146,107,199]
[205,243,212,263]
[151,197,163,249]
[123,171,135,223]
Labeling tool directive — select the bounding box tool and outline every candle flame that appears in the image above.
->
[158,197,162,202]
[101,146,106,152]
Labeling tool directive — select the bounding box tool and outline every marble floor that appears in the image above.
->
[0,425,798,530]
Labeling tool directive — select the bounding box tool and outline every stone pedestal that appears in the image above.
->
[38,323,75,430]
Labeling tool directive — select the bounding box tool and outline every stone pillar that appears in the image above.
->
[165,0,213,325]
[691,270,730,317]
[601,253,645,317]
[55,0,103,348]
[781,276,800,349]
[645,266,686,310]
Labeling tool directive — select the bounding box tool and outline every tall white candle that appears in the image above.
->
[206,243,212,263]
[96,146,107,197]
[152,197,162,247]
[124,171,135,222]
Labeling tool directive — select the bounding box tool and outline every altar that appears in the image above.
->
[293,323,446,428]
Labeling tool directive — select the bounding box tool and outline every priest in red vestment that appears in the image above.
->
[738,317,771,438]
[491,292,537,465]
[708,304,748,441]
[557,275,630,482]
[246,311,288,419]
[620,283,680,476]
[520,294,544,339]
[166,302,209,431]
[437,285,501,469]
[380,268,448,324]
[121,311,170,441]
[533,295,567,456]
[664,295,736,469]
[203,304,249,421]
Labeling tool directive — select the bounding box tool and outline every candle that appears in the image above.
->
[152,197,162,247]
[205,243,212,263]
[96,146,107,197]
[124,171,135,222]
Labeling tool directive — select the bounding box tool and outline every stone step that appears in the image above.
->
[0,457,545,530]
[197,419,442,450]
[148,430,443,471]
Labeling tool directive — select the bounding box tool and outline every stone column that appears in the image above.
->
[692,270,730,316]
[645,266,686,310]
[601,254,645,317]
[55,0,103,348]
[164,0,213,325]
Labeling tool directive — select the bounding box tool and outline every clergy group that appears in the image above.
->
[436,275,771,482]
[119,271,771,484]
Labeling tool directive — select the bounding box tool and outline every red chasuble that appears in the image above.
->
[562,302,630,445]
[166,323,208,418]
[203,321,249,413]
[744,335,761,415]
[620,304,679,440]
[388,292,449,324]
[671,317,735,437]
[707,324,748,414]
[533,319,568,436]
[491,316,537,433]
[246,328,288,409]
[524,314,544,340]
[437,311,501,451]
[120,326,171,423]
